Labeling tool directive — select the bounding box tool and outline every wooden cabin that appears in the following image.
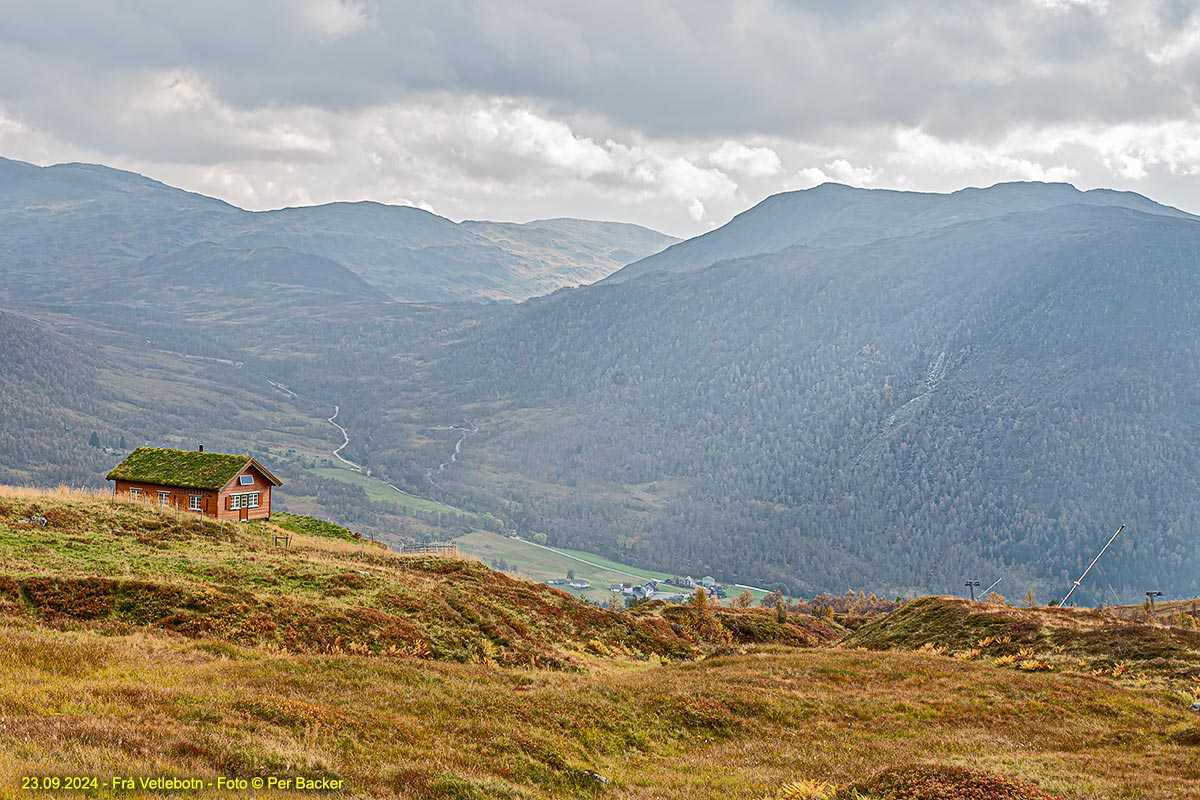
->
[107,446,282,522]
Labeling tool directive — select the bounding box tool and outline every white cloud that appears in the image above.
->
[789,166,832,189]
[9,1,1200,234]
[295,0,368,38]
[0,80,743,230]
[467,107,613,177]
[788,159,880,189]
[709,141,782,177]
[1028,0,1108,12]
[0,107,29,140]
[893,128,1078,182]
[823,158,881,186]
[655,156,736,201]
[1066,122,1200,178]
[1147,17,1200,65]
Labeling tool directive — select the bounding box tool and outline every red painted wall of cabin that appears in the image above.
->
[215,466,273,522]
[114,480,220,517]
[113,464,274,521]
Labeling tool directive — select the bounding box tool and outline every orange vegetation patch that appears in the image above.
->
[841,764,1061,800]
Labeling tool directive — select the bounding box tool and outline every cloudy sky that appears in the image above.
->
[4,0,1200,236]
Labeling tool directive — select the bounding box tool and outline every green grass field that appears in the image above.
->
[308,467,475,517]
[453,531,766,605]
[454,531,643,604]
[551,543,768,599]
[310,469,764,605]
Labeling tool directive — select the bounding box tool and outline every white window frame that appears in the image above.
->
[157,491,170,507]
[229,492,261,511]
[239,474,255,486]
[129,487,142,500]
[189,495,202,511]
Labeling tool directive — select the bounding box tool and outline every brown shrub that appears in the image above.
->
[1167,725,1200,746]
[840,764,1061,800]
[0,576,20,605]
[22,577,116,619]
[328,571,371,590]
[41,507,85,530]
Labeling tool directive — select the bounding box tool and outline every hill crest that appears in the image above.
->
[0,156,677,302]
[607,179,1198,283]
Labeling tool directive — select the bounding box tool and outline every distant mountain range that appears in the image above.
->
[0,157,677,303]
[3,163,1199,603]
[608,180,1196,282]
[340,184,1200,601]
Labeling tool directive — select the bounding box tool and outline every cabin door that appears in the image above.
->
[239,500,249,523]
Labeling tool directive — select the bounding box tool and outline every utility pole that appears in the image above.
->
[965,580,980,601]
[1061,525,1126,607]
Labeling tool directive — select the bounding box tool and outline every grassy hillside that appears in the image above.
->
[2,491,1200,796]
[0,488,695,667]
[847,596,1200,687]
[4,489,1200,799]
[309,466,477,518]
[455,530,700,605]
[5,616,1200,798]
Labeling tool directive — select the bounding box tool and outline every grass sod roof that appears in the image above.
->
[106,447,278,491]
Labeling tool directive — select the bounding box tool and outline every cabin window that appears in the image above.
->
[239,474,255,486]
[189,495,202,511]
[157,491,170,507]
[229,492,261,510]
[129,487,142,499]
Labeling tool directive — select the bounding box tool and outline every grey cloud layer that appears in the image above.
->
[2,0,1200,234]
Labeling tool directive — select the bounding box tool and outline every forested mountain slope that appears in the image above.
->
[0,313,119,486]
[608,181,1196,283]
[344,202,1200,601]
[0,157,676,302]
[4,171,1200,603]
[111,243,390,312]
[0,310,333,495]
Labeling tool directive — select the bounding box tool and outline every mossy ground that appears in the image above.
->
[4,626,1199,799]
[270,511,361,542]
[846,596,1200,694]
[0,488,694,667]
[2,490,1199,799]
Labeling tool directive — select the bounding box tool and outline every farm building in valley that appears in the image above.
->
[107,446,281,522]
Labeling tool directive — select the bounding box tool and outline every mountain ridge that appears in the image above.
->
[4,162,1200,603]
[344,200,1200,601]
[0,156,678,302]
[607,180,1199,283]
